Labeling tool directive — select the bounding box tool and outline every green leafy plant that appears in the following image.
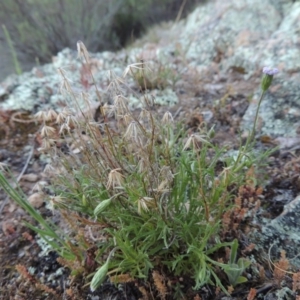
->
[223,239,251,286]
[0,169,74,260]
[0,40,279,297]
[129,60,180,90]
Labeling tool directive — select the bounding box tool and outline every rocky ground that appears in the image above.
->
[1,0,300,299]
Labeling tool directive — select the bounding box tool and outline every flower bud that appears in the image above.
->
[94,199,112,216]
[90,260,109,292]
[261,67,278,92]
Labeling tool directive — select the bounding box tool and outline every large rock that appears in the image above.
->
[1,0,300,266]
[1,0,299,136]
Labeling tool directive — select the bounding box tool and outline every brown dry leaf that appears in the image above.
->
[109,273,134,283]
[247,288,257,300]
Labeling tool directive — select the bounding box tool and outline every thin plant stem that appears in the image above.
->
[2,24,22,75]
[233,90,266,171]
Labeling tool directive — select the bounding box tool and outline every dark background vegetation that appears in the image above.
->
[0,0,203,81]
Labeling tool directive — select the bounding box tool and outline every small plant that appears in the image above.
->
[0,40,279,297]
[129,60,180,90]
[223,239,251,286]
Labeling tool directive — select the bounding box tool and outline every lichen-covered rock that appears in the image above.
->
[251,194,300,268]
[1,0,299,137]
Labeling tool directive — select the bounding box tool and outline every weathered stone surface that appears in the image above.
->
[251,194,300,267]
[1,0,299,137]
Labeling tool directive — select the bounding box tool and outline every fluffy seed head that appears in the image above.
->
[124,121,143,145]
[106,168,124,190]
[35,111,47,122]
[137,197,155,214]
[41,125,56,138]
[77,40,90,64]
[162,111,174,125]
[46,109,58,122]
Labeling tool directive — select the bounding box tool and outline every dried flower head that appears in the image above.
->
[183,134,209,150]
[41,125,56,138]
[77,40,90,64]
[58,68,74,94]
[106,168,124,189]
[102,103,115,117]
[123,113,134,125]
[32,181,48,192]
[56,107,73,124]
[124,121,143,145]
[137,197,155,214]
[35,111,47,122]
[162,111,174,125]
[48,195,65,210]
[38,139,55,151]
[139,109,151,123]
[59,123,71,135]
[113,95,129,116]
[43,164,56,175]
[46,109,58,122]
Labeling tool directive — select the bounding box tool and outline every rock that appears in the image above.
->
[28,192,44,208]
[251,194,300,268]
[0,1,299,138]
[21,173,39,182]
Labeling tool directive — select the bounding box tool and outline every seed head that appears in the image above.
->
[183,134,207,150]
[56,108,73,124]
[45,109,58,122]
[58,68,73,94]
[162,111,174,125]
[124,121,143,145]
[113,95,129,117]
[139,109,151,123]
[77,40,90,64]
[123,113,134,125]
[38,139,55,151]
[41,125,56,138]
[43,164,56,175]
[106,168,124,190]
[137,197,155,214]
[102,103,115,117]
[59,123,71,135]
[35,111,47,122]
